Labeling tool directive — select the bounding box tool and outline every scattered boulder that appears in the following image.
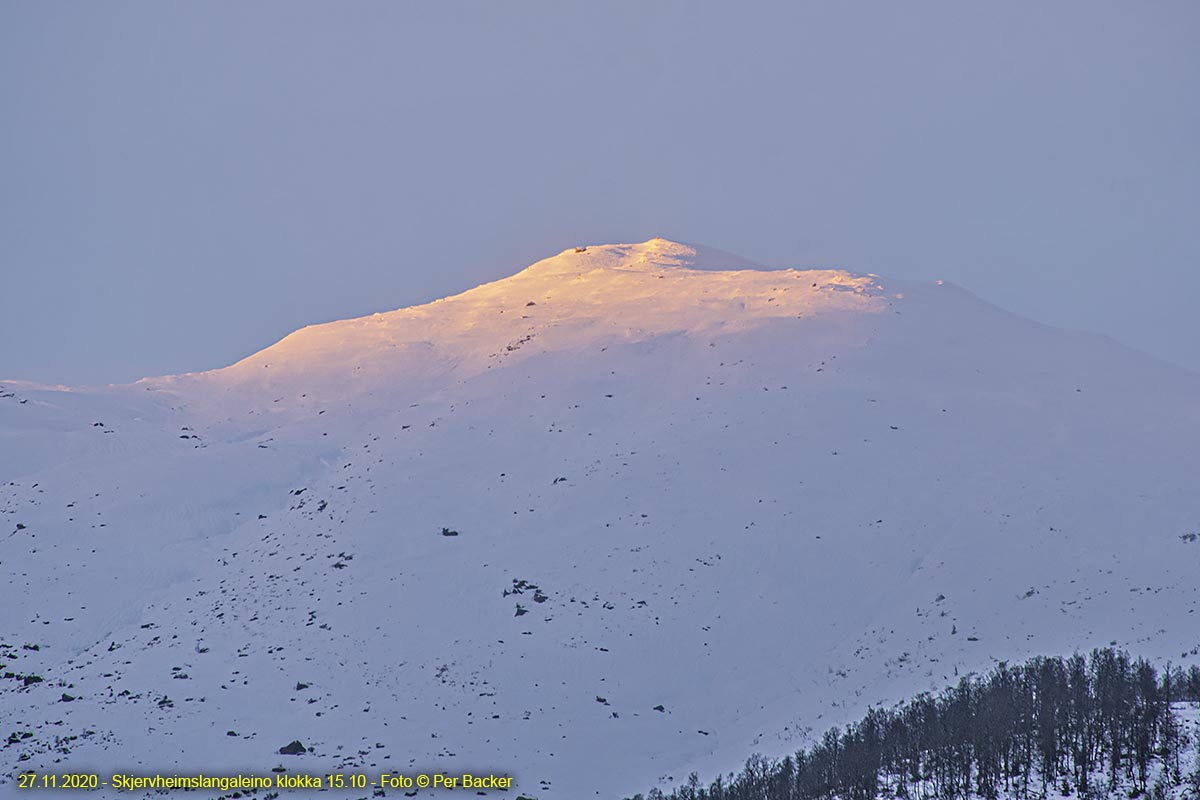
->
[279,740,306,755]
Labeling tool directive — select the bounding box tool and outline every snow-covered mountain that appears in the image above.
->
[2,238,1198,798]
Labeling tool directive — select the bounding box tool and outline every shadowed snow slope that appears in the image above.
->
[1,239,1198,798]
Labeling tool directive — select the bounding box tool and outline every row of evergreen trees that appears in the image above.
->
[633,649,1200,800]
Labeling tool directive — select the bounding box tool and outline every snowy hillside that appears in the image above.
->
[2,239,1199,798]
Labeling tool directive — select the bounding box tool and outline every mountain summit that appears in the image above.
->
[2,240,1199,798]
[515,238,769,275]
[158,238,887,410]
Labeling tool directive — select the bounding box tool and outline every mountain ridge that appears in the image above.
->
[138,239,894,415]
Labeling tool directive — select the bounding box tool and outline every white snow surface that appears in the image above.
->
[2,239,1199,798]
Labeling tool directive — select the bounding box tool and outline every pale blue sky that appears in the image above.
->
[2,2,1198,384]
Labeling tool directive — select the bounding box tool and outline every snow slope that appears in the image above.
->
[2,239,1199,798]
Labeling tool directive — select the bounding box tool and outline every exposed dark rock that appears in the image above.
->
[279,740,306,755]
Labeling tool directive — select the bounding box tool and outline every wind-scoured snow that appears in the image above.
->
[1,239,1198,798]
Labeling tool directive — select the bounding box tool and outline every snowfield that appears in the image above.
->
[2,239,1199,798]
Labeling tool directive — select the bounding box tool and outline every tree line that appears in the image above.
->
[631,649,1200,800]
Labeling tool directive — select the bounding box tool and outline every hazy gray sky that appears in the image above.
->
[3,2,1198,385]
